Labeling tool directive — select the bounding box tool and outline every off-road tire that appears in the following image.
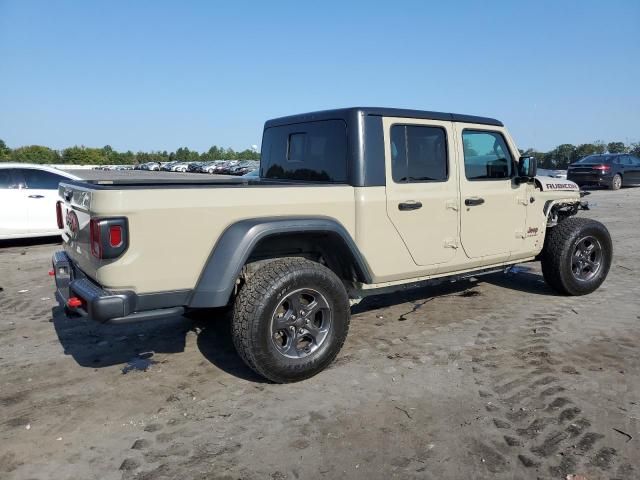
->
[610,173,622,190]
[541,217,612,295]
[231,257,350,383]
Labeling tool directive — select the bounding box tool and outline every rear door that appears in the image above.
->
[621,155,640,184]
[0,169,29,238]
[630,156,640,184]
[454,124,527,259]
[20,168,69,234]
[383,117,459,266]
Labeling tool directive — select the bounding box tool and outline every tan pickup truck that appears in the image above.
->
[52,107,612,382]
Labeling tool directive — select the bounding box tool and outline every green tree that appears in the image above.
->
[62,146,108,165]
[10,145,61,163]
[630,143,640,156]
[0,139,11,161]
[573,143,600,162]
[175,147,199,162]
[607,142,627,153]
[551,144,576,169]
[593,141,606,154]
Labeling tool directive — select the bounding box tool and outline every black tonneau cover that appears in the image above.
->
[61,176,340,190]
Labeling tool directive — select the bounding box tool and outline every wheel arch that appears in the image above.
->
[188,216,372,308]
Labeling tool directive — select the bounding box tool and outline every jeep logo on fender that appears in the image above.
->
[65,210,79,240]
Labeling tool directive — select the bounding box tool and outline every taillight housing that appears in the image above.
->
[593,164,611,173]
[90,218,129,259]
[56,201,64,229]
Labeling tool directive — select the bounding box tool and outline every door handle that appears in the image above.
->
[465,197,485,206]
[28,195,45,199]
[398,201,422,211]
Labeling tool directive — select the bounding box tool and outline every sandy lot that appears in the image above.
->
[1,188,638,480]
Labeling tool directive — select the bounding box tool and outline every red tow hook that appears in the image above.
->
[67,297,83,308]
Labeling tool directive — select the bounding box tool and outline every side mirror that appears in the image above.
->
[518,156,537,179]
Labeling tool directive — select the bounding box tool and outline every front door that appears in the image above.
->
[455,125,528,259]
[0,169,29,238]
[384,117,459,266]
[20,168,67,234]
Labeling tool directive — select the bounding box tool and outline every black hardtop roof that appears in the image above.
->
[264,107,503,128]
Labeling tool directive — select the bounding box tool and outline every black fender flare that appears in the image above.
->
[188,216,372,308]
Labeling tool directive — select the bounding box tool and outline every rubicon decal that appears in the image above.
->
[536,176,579,191]
[545,182,578,190]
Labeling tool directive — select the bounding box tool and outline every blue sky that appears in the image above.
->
[1,0,638,153]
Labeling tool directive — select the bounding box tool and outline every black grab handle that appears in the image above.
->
[465,197,485,207]
[398,201,423,211]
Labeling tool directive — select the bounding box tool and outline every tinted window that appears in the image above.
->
[391,125,447,182]
[0,169,25,189]
[462,130,513,180]
[261,119,347,182]
[0,169,10,189]
[21,169,66,189]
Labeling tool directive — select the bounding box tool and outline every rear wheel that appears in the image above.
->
[231,257,350,383]
[541,217,612,295]
[610,173,622,190]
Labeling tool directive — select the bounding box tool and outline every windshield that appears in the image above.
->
[576,155,612,164]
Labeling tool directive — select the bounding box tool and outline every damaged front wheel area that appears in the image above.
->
[541,217,612,295]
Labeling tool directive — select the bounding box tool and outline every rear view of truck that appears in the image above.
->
[53,184,149,322]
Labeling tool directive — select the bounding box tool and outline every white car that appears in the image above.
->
[0,163,80,240]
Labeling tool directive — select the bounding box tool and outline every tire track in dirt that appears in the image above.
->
[471,308,635,479]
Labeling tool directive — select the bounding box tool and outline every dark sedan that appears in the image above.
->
[567,154,640,190]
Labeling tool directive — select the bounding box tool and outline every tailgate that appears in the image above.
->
[58,183,98,279]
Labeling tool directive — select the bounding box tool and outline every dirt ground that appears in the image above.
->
[1,188,638,480]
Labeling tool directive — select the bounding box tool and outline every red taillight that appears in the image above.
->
[56,201,63,229]
[67,297,83,308]
[593,164,611,173]
[48,269,55,276]
[90,218,103,259]
[109,225,123,247]
[89,218,128,259]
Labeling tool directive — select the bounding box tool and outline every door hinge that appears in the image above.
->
[515,230,526,239]
[518,197,529,206]
[444,239,459,249]
[446,200,459,211]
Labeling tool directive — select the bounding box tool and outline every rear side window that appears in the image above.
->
[462,130,513,180]
[261,119,347,182]
[0,170,10,189]
[391,125,448,183]
[21,169,66,189]
[0,169,25,189]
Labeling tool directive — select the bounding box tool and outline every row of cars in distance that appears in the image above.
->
[94,160,259,176]
[185,160,258,175]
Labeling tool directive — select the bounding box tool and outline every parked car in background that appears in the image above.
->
[567,154,640,190]
[140,162,161,171]
[229,161,257,175]
[0,163,80,239]
[187,161,205,172]
[538,168,567,179]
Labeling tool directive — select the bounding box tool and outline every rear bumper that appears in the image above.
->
[567,173,610,186]
[52,251,184,324]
